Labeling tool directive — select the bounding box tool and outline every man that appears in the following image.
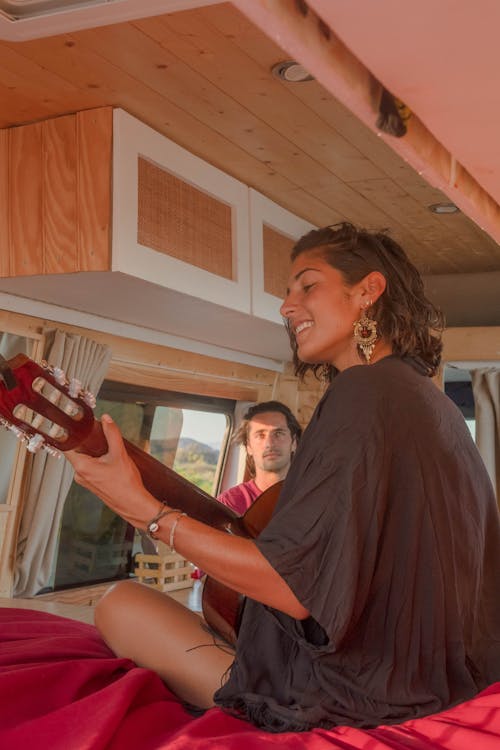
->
[217,400,302,516]
[191,400,302,581]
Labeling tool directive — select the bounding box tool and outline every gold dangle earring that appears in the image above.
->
[353,301,379,363]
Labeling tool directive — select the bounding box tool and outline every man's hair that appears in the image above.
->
[234,400,302,446]
[288,221,444,380]
[233,401,302,477]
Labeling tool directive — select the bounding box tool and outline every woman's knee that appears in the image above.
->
[95,580,148,638]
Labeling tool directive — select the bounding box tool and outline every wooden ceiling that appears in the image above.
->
[0,1,499,277]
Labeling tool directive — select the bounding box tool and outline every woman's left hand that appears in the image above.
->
[65,414,160,529]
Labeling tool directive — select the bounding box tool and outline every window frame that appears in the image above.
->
[52,379,236,591]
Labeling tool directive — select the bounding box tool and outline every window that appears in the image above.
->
[53,381,234,589]
[444,367,475,440]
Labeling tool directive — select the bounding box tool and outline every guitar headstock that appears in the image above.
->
[0,353,96,455]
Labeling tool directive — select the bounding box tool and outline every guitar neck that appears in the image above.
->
[78,419,247,536]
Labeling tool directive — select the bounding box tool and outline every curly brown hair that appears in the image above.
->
[287,222,444,380]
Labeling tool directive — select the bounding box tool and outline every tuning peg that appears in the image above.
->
[52,367,68,386]
[83,391,96,408]
[8,423,25,440]
[27,433,46,453]
[41,361,68,387]
[43,444,62,458]
[41,361,96,410]
[68,378,82,398]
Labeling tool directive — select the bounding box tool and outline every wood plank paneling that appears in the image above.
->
[0,309,277,402]
[43,114,78,273]
[205,4,500,266]
[0,5,499,275]
[9,122,43,276]
[1,108,112,278]
[0,129,9,277]
[442,327,500,363]
[78,23,336,190]
[4,30,294,195]
[0,80,52,128]
[0,41,102,120]
[76,107,112,271]
[75,19,395,235]
[135,11,384,183]
[128,16,384,230]
[263,224,294,298]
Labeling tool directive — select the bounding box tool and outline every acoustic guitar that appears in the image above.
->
[0,352,283,644]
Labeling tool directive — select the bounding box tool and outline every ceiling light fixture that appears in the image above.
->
[271,60,314,83]
[428,202,460,214]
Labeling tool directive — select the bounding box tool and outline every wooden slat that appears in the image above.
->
[0,8,498,275]
[135,10,384,184]
[0,79,52,128]
[9,122,43,276]
[0,41,102,120]
[442,326,500,363]
[209,4,500,268]
[289,86,500,259]
[234,0,500,256]
[76,107,112,271]
[191,8,438,258]
[207,6,426,192]
[78,23,327,187]
[108,360,263,403]
[263,224,294,298]
[0,308,278,397]
[8,29,294,196]
[77,21,390,235]
[43,114,78,273]
[0,129,9,277]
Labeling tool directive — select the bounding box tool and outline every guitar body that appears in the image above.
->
[0,352,283,644]
[202,480,283,645]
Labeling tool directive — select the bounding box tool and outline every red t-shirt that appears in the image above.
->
[217,479,262,516]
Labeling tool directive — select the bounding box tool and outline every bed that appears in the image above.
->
[1,607,499,749]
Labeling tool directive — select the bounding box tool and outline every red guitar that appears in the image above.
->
[0,352,282,644]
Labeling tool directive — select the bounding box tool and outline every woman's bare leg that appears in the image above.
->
[94,580,234,708]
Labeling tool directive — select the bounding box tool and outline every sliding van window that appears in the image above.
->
[444,369,475,440]
[53,381,234,590]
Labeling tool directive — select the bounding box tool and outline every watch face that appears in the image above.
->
[148,521,160,538]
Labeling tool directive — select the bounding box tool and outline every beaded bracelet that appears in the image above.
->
[145,507,180,540]
[169,512,188,552]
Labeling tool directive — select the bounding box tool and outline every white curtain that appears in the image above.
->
[13,330,111,597]
[0,334,32,504]
[470,368,500,502]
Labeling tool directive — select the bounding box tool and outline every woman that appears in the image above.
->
[67,222,500,732]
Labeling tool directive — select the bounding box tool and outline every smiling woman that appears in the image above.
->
[283,222,444,381]
[58,220,500,733]
[281,254,390,370]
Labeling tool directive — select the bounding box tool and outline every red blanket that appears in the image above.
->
[1,608,499,749]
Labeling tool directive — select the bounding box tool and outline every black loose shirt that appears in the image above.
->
[214,356,500,731]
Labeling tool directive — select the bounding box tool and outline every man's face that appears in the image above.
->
[246,411,296,476]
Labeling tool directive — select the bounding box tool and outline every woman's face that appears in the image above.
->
[280,249,365,371]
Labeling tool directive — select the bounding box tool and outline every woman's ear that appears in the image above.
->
[361,271,386,305]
